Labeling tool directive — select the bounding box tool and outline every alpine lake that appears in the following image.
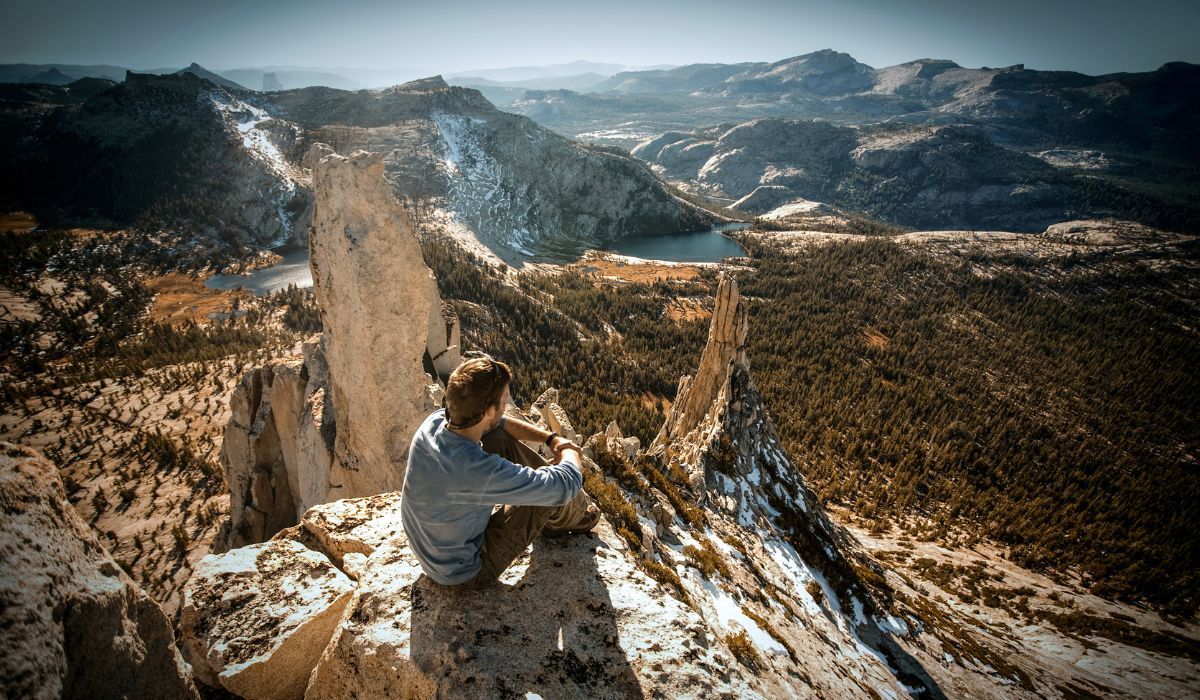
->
[205,224,748,296]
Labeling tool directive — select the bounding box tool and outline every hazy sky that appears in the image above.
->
[3,0,1197,75]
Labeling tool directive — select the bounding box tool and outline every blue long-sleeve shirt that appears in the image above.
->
[400,409,583,585]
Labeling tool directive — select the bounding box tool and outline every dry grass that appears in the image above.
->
[572,251,701,283]
[0,211,39,233]
[723,630,764,670]
[683,539,731,579]
[144,273,248,325]
[642,559,690,604]
[861,326,889,350]
[665,297,710,324]
[639,393,671,412]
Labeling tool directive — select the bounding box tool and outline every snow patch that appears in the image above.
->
[208,91,302,246]
[432,111,544,254]
[876,614,910,636]
[692,575,787,656]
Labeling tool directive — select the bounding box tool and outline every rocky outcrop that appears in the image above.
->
[186,373,919,699]
[180,539,355,699]
[530,386,583,445]
[221,340,334,548]
[308,149,451,493]
[189,490,769,699]
[280,491,406,572]
[0,442,199,700]
[650,274,870,593]
[304,517,760,699]
[650,273,748,487]
[642,274,931,695]
[220,149,459,548]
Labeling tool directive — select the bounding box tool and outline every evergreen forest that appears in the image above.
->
[423,230,1199,617]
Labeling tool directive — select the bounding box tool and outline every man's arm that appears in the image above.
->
[502,415,580,462]
[501,415,555,444]
[446,451,583,507]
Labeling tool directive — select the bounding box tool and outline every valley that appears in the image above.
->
[0,220,320,613]
[1,45,1198,699]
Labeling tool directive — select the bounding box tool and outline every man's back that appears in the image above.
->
[400,409,583,585]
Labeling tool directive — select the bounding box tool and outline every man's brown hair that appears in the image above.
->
[445,357,512,429]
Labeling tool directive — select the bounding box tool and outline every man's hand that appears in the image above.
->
[549,436,579,457]
[499,415,581,464]
[550,436,581,465]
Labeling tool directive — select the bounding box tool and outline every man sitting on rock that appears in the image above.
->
[401,356,601,589]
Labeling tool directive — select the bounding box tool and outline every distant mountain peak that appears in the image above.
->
[173,62,248,91]
[24,66,73,85]
[390,74,449,91]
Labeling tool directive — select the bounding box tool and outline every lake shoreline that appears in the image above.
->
[206,224,751,297]
[597,222,750,263]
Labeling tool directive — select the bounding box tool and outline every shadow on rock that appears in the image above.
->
[409,532,644,699]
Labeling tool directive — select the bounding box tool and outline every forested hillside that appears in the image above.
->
[421,226,1199,616]
[737,235,1199,616]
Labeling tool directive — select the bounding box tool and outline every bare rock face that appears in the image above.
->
[603,420,640,460]
[180,539,355,700]
[285,491,405,569]
[262,499,753,700]
[642,274,927,696]
[531,387,583,445]
[0,442,199,700]
[220,147,460,548]
[188,488,768,699]
[309,148,452,499]
[650,272,748,491]
[221,338,336,549]
[300,505,763,699]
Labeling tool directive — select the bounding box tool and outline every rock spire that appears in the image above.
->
[220,147,459,548]
[650,271,749,490]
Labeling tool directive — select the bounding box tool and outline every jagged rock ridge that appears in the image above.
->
[0,71,714,258]
[0,71,310,246]
[271,76,717,261]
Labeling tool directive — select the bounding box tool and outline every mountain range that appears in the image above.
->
[0,70,712,259]
[513,49,1200,232]
[0,59,676,92]
[2,49,1196,250]
[512,49,1200,144]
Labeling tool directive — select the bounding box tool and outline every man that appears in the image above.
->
[400,356,601,588]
